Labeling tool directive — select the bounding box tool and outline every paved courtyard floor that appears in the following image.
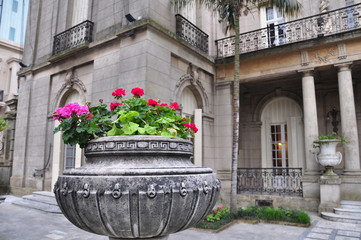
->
[0,195,360,240]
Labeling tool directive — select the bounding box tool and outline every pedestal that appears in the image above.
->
[318,175,341,213]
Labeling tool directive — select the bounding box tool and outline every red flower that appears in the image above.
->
[170,102,180,110]
[112,88,126,99]
[184,123,198,133]
[159,103,168,107]
[191,123,198,133]
[85,113,94,120]
[147,99,158,107]
[131,88,144,97]
[110,102,122,111]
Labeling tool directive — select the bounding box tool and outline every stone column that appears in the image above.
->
[335,62,361,174]
[300,69,319,174]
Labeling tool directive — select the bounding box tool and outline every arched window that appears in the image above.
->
[180,87,202,167]
[51,90,84,188]
[261,97,304,169]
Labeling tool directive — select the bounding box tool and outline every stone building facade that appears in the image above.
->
[12,0,361,212]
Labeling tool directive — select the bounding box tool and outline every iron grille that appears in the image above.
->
[216,3,361,58]
[52,20,94,55]
[237,168,303,197]
[175,14,209,54]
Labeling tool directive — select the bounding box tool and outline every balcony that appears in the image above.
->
[237,168,303,197]
[52,20,94,55]
[175,14,209,54]
[216,3,361,59]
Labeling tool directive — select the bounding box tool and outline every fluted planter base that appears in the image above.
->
[54,136,220,239]
[109,237,168,240]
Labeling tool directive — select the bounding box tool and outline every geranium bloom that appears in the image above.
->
[53,103,89,120]
[131,88,144,97]
[110,102,122,111]
[112,88,126,99]
[170,102,180,110]
[184,123,198,133]
[147,99,158,107]
[159,103,168,107]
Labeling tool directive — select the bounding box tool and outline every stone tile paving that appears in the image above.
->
[299,215,361,240]
[2,195,361,240]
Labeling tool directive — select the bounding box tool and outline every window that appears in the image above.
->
[64,144,76,169]
[271,124,288,169]
[346,0,355,29]
[12,0,18,12]
[0,0,3,26]
[9,27,15,41]
[263,6,286,46]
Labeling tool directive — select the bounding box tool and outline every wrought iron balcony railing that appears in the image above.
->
[53,20,94,55]
[176,14,209,54]
[216,3,361,58]
[237,168,303,197]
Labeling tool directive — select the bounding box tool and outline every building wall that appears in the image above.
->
[13,0,217,195]
[14,0,361,211]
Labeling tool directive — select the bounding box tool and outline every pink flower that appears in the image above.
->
[170,102,180,110]
[112,88,126,99]
[110,102,122,111]
[131,88,144,97]
[52,103,90,121]
[147,99,158,107]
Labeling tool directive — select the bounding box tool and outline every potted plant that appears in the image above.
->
[52,88,220,240]
[313,132,348,176]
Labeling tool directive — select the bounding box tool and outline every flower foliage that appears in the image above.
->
[205,206,230,222]
[53,88,198,148]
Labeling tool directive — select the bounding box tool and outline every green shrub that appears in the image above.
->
[237,206,311,225]
[196,212,234,230]
[195,206,236,230]
[293,211,311,224]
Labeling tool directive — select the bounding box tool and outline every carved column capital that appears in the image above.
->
[334,62,353,72]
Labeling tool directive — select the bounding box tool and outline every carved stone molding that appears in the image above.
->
[85,138,193,154]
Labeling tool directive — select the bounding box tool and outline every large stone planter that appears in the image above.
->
[314,139,342,176]
[54,136,220,239]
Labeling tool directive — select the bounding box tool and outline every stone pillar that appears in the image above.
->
[335,62,361,174]
[319,175,341,213]
[300,69,319,174]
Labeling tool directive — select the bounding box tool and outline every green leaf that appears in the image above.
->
[122,122,139,135]
[156,117,175,124]
[138,127,146,135]
[118,111,140,123]
[144,124,157,135]
[107,124,123,136]
[160,129,176,138]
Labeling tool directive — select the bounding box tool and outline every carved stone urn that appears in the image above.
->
[314,139,342,176]
[54,135,220,240]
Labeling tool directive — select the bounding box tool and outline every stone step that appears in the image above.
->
[23,191,58,206]
[340,200,361,210]
[334,207,361,217]
[321,212,361,224]
[12,191,61,214]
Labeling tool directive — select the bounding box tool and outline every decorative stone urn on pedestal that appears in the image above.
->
[54,135,220,240]
[314,139,342,176]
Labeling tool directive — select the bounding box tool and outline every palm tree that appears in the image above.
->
[171,0,301,213]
